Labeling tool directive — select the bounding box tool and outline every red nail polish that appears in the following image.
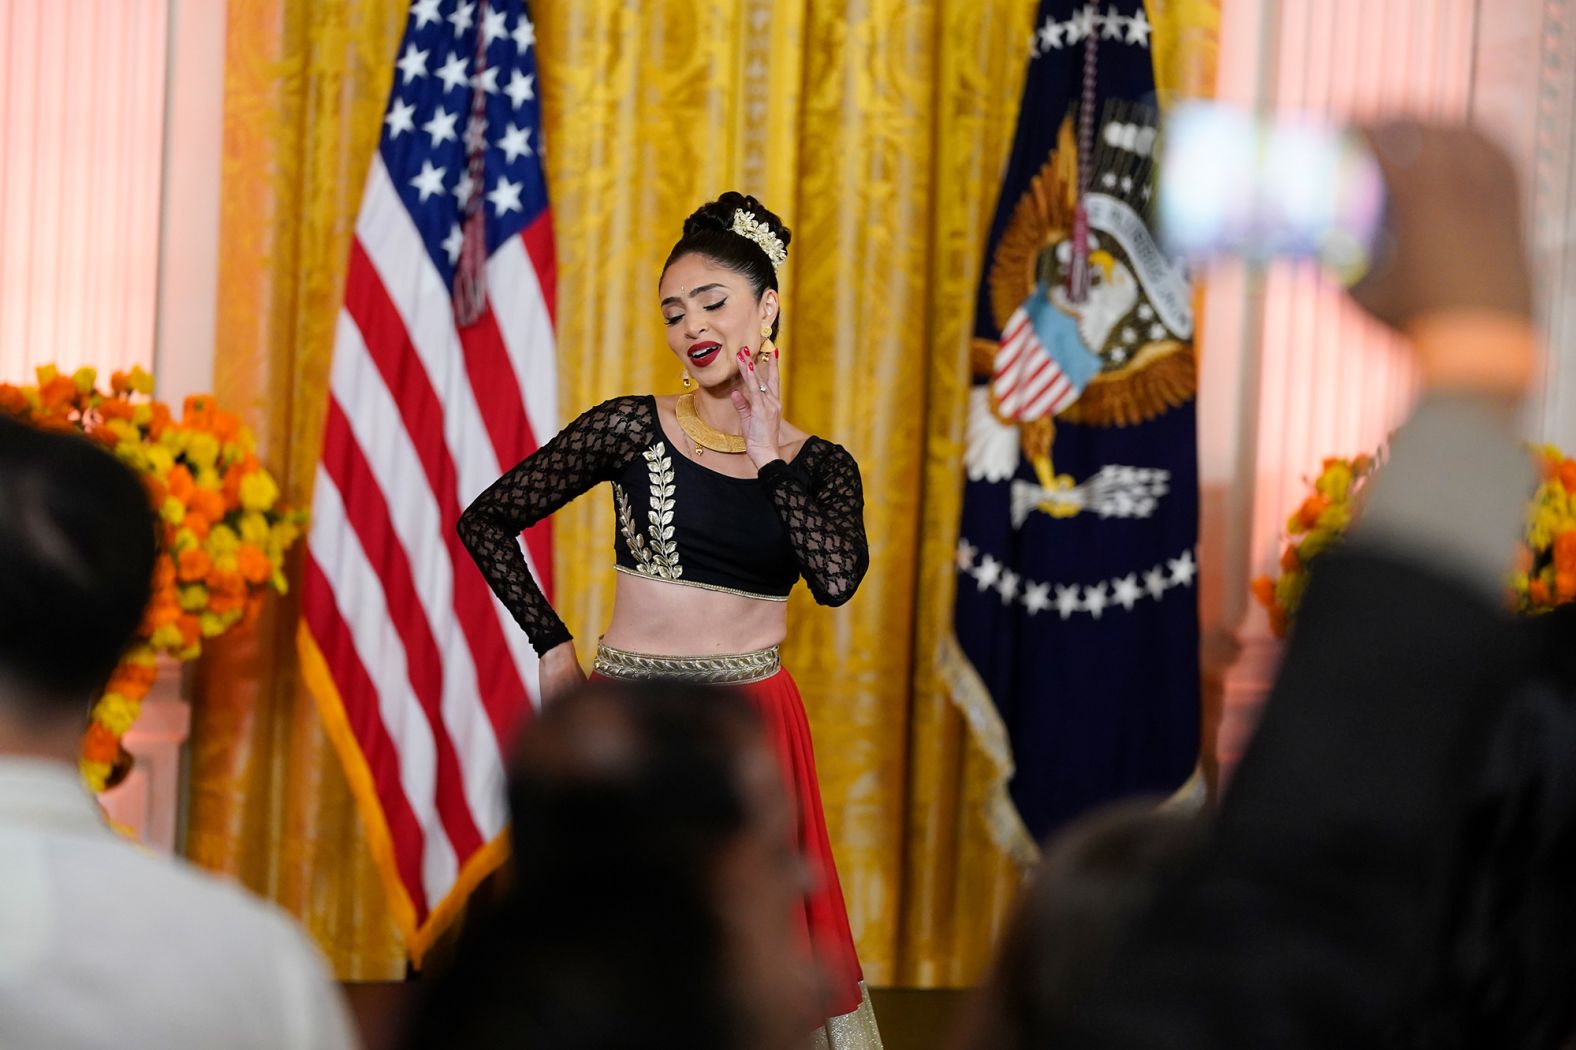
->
[774,349,779,359]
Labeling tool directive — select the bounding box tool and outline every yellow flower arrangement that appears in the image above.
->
[1513,446,1576,613]
[0,365,305,791]
[1255,445,1576,636]
[1251,454,1377,637]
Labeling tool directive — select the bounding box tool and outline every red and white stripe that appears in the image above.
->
[301,154,555,932]
[992,307,1079,421]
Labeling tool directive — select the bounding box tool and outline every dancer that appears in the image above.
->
[458,191,878,1047]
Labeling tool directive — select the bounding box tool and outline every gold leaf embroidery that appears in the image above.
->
[616,443,683,581]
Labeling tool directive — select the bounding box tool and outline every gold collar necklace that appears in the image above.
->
[675,393,746,455]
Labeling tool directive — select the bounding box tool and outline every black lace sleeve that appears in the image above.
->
[756,440,869,606]
[457,396,655,655]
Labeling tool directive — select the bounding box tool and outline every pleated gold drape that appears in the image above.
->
[192,0,1214,986]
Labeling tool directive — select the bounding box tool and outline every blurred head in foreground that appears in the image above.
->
[0,416,157,752]
[956,799,1206,1050]
[404,679,815,1050]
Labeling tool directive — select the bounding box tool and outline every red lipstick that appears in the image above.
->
[687,340,722,368]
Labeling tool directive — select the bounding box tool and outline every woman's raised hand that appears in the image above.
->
[730,347,783,469]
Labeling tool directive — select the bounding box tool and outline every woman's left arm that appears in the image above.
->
[757,443,869,606]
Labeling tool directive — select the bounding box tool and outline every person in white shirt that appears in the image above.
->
[0,416,359,1050]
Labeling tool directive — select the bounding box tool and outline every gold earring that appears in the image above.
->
[681,372,692,388]
[760,321,772,338]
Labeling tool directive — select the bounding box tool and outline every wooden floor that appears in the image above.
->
[343,983,971,1050]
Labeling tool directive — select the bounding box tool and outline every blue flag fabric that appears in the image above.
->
[954,0,1199,846]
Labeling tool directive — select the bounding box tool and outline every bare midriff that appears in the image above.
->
[598,571,789,656]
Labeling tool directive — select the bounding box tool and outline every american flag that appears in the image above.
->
[296,0,555,963]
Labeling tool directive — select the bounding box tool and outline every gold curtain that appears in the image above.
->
[193,0,1214,985]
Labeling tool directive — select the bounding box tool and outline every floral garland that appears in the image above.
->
[0,365,304,791]
[1254,445,1576,637]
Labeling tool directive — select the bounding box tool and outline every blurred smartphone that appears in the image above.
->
[1157,103,1386,283]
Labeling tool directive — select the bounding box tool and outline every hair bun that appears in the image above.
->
[681,191,792,257]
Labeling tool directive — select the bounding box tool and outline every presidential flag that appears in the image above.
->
[296,0,556,963]
[947,0,1200,855]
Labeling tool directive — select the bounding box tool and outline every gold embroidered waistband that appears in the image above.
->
[593,642,781,685]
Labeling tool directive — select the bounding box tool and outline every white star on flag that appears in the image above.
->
[997,570,1021,604]
[408,0,441,29]
[504,70,536,108]
[512,14,536,52]
[409,160,447,201]
[463,116,489,153]
[472,66,500,95]
[482,7,509,44]
[956,538,978,571]
[486,175,524,216]
[441,223,465,263]
[454,171,477,208]
[1168,550,1198,587]
[1112,573,1143,610]
[1055,584,1082,620]
[436,52,470,92]
[1039,17,1065,50]
[1083,581,1109,619]
[1126,7,1152,46]
[974,554,1003,592]
[396,43,429,84]
[1022,581,1052,616]
[384,98,416,138]
[497,123,533,163]
[423,107,459,147]
[448,1,475,35]
[1102,4,1126,38]
[1144,566,1169,600]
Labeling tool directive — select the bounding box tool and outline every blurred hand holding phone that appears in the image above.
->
[1158,103,1387,285]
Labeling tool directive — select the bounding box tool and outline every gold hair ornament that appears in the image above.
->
[730,210,788,270]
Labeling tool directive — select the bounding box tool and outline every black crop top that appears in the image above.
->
[456,395,868,656]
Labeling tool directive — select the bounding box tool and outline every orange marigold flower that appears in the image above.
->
[222,454,260,504]
[1352,452,1374,474]
[1558,570,1576,603]
[208,589,246,616]
[1250,576,1277,609]
[183,394,215,428]
[1556,531,1576,574]
[82,723,120,763]
[212,409,241,443]
[1296,494,1330,529]
[1268,606,1288,639]
[182,514,212,543]
[237,544,272,585]
[176,547,212,583]
[110,370,133,395]
[1515,546,1535,574]
[142,595,182,631]
[152,554,176,591]
[84,424,120,447]
[148,402,172,439]
[97,398,135,423]
[166,465,195,504]
[1529,578,1551,606]
[1279,545,1300,572]
[189,488,226,523]
[0,384,29,415]
[1560,460,1576,494]
[38,374,77,410]
[143,473,167,507]
[177,614,202,648]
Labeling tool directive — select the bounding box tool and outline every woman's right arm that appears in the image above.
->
[456,396,653,661]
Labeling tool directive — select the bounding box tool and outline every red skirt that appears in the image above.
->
[590,657,877,1044]
[738,668,866,1021]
